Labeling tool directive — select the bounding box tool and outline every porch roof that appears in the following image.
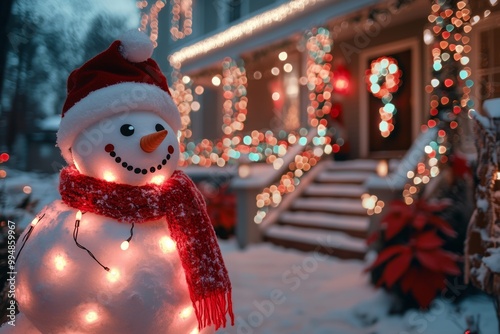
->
[170,0,382,73]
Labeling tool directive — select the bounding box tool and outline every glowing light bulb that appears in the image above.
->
[120,241,130,251]
[54,255,67,271]
[180,307,192,319]
[23,186,32,194]
[211,76,221,86]
[85,311,98,323]
[151,175,165,185]
[278,51,288,61]
[107,268,120,283]
[103,171,116,182]
[76,210,82,221]
[30,217,39,227]
[376,160,389,177]
[159,236,176,253]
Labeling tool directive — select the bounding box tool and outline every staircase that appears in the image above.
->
[263,159,379,260]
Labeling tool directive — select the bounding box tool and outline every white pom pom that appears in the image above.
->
[119,30,154,63]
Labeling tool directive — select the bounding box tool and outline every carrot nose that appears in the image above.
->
[140,130,167,153]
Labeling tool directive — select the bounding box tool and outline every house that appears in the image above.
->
[152,0,499,253]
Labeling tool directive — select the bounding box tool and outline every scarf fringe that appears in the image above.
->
[193,291,235,330]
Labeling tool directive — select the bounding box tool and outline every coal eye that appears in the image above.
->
[155,123,165,132]
[120,124,135,136]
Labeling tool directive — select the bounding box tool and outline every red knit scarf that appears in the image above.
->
[59,165,234,330]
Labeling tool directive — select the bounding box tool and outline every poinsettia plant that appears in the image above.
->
[366,199,462,309]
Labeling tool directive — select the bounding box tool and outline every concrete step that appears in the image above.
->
[303,183,366,198]
[291,197,366,216]
[325,159,379,172]
[264,225,367,260]
[278,211,369,238]
[316,171,375,184]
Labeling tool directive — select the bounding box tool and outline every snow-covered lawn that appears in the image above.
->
[219,240,498,334]
[2,168,498,333]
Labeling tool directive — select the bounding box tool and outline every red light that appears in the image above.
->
[464,330,471,334]
[444,79,454,87]
[0,153,9,163]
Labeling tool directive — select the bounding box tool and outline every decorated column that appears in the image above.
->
[466,101,500,329]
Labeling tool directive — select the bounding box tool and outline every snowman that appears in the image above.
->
[2,30,233,334]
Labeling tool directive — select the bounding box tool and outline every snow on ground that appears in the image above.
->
[218,240,498,334]
[2,168,499,333]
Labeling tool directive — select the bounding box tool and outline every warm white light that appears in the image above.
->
[376,160,389,177]
[76,210,82,221]
[271,67,280,76]
[120,241,130,251]
[238,164,251,178]
[85,311,98,323]
[191,101,201,112]
[107,268,120,283]
[23,186,32,194]
[253,71,262,80]
[194,85,204,95]
[272,92,280,101]
[151,175,165,185]
[30,217,39,227]
[169,0,328,67]
[490,0,497,6]
[423,29,434,45]
[211,76,221,86]
[180,307,193,319]
[103,171,116,182]
[283,63,293,72]
[159,236,176,253]
[496,172,500,180]
[189,327,199,334]
[182,75,191,84]
[278,51,288,61]
[54,255,67,271]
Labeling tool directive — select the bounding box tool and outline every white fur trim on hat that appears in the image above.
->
[57,82,181,164]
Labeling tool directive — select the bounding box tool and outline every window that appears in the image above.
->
[477,26,500,108]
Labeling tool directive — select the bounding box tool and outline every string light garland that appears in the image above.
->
[169,0,330,68]
[365,56,402,138]
[17,213,45,259]
[401,0,473,204]
[362,0,474,215]
[254,27,335,223]
[72,211,110,272]
[397,0,472,207]
[170,0,193,41]
[137,0,166,48]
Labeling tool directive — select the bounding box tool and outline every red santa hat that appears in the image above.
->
[56,30,181,164]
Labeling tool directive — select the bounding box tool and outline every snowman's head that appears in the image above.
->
[56,30,182,186]
[71,111,179,186]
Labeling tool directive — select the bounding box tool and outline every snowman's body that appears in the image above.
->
[3,31,232,333]
[16,200,212,334]
[9,109,218,333]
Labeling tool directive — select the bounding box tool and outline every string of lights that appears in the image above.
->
[170,0,193,41]
[365,56,402,138]
[137,0,167,47]
[400,0,472,205]
[254,27,335,224]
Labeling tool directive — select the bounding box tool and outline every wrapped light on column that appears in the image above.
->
[170,0,193,41]
[365,56,402,138]
[402,0,472,204]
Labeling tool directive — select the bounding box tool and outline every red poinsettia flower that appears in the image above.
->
[366,230,460,308]
[380,199,456,241]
